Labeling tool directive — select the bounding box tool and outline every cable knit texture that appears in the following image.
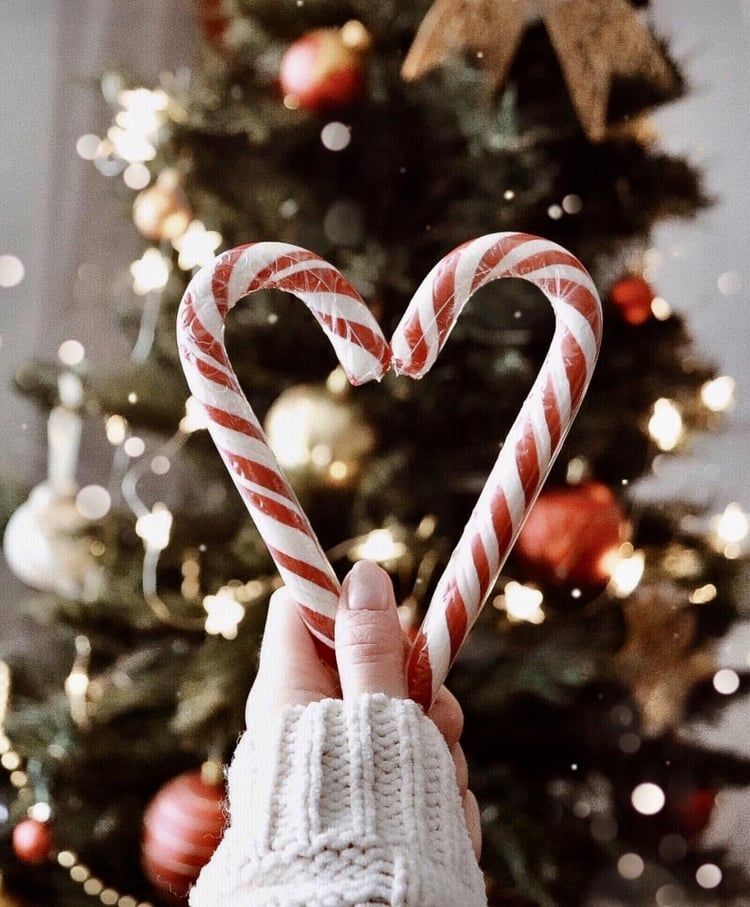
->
[189,694,487,906]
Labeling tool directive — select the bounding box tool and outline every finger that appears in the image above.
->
[258,588,338,703]
[429,686,464,747]
[335,561,406,700]
[462,790,482,861]
[451,743,469,796]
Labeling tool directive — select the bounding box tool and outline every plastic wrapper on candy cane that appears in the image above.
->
[176,233,602,708]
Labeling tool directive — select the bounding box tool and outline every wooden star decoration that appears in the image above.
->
[612,583,715,738]
[402,0,678,141]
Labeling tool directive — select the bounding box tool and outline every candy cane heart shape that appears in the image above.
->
[391,232,603,708]
[177,242,391,653]
[177,234,602,709]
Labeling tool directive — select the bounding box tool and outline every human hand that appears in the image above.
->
[245,559,482,860]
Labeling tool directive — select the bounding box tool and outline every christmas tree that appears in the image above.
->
[2,1,749,904]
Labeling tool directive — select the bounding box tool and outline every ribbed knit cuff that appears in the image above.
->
[189,694,487,907]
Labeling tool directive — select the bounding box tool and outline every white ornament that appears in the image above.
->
[3,484,103,600]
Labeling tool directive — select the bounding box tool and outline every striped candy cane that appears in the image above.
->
[392,232,603,708]
[177,243,390,651]
[177,233,602,708]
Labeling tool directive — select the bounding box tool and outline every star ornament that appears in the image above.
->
[402,0,678,142]
[612,583,715,737]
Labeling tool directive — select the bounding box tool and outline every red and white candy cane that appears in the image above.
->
[176,233,602,708]
[177,242,391,652]
[391,232,602,707]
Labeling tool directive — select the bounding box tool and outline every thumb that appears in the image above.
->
[335,561,407,700]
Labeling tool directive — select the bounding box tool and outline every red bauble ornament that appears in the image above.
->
[678,788,717,839]
[12,819,53,865]
[609,275,655,326]
[195,0,230,52]
[515,481,629,588]
[280,22,371,110]
[142,767,226,902]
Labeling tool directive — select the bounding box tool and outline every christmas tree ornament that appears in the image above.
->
[402,0,678,142]
[132,169,191,243]
[279,22,371,110]
[678,788,716,840]
[264,382,376,488]
[613,583,715,737]
[608,275,655,325]
[195,0,230,53]
[3,374,104,600]
[177,232,602,707]
[515,481,628,588]
[12,820,53,866]
[141,765,225,902]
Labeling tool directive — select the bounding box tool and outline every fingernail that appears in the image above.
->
[343,561,391,610]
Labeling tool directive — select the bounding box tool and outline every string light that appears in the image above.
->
[106,87,168,163]
[711,502,749,558]
[130,248,170,295]
[695,864,722,889]
[0,254,25,288]
[701,376,736,412]
[116,88,168,135]
[105,415,128,445]
[58,339,86,366]
[349,528,407,563]
[135,504,173,553]
[617,853,644,880]
[690,583,717,604]
[75,485,112,520]
[172,220,222,270]
[713,668,740,695]
[650,296,672,320]
[648,398,683,451]
[123,162,150,190]
[494,581,545,624]
[631,782,665,815]
[76,134,101,160]
[64,635,91,728]
[203,587,246,639]
[607,548,645,598]
[180,396,210,433]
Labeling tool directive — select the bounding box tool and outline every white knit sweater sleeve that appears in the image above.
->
[189,693,487,907]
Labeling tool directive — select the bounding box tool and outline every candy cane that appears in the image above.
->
[176,233,602,708]
[177,243,390,650]
[392,232,603,707]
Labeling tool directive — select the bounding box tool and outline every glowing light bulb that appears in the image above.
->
[180,396,210,433]
[115,87,168,143]
[203,587,246,639]
[689,584,717,604]
[496,581,545,624]
[64,669,89,698]
[172,220,222,270]
[130,248,171,295]
[608,549,645,598]
[135,503,173,552]
[713,503,748,545]
[631,782,665,815]
[105,415,128,445]
[648,398,683,451]
[350,529,407,563]
[107,126,156,163]
[701,376,735,412]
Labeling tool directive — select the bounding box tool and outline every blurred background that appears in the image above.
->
[0,1,748,905]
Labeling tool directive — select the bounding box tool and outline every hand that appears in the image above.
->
[245,560,482,860]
